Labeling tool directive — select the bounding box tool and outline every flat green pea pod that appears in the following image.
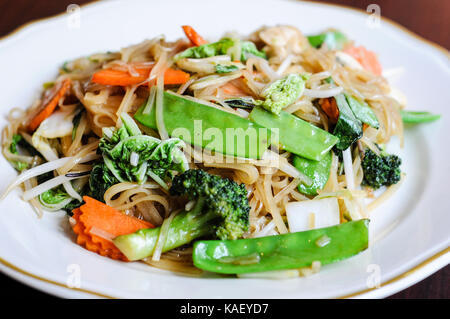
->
[135,91,271,159]
[307,30,348,50]
[400,110,441,124]
[193,219,369,274]
[249,107,338,161]
[344,94,379,129]
[292,151,332,196]
[257,74,308,115]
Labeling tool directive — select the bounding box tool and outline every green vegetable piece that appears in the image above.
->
[8,134,29,172]
[333,94,363,150]
[292,151,332,195]
[7,134,42,172]
[98,113,188,187]
[174,38,266,62]
[113,200,215,261]
[344,94,379,129]
[134,92,271,159]
[307,31,348,50]
[72,109,83,140]
[192,219,369,274]
[249,107,338,161]
[400,110,441,124]
[89,162,119,202]
[42,82,55,90]
[113,169,250,261]
[174,38,233,61]
[361,148,401,189]
[258,74,308,115]
[215,64,239,74]
[39,186,75,212]
[240,40,267,60]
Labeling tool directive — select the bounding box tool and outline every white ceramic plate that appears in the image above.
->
[0,0,448,299]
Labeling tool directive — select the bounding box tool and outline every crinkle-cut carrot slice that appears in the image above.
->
[71,198,153,261]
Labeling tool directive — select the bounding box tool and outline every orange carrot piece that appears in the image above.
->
[80,196,153,236]
[182,25,207,46]
[72,208,126,260]
[71,197,153,261]
[28,78,71,132]
[91,65,190,86]
[320,98,339,123]
[344,45,382,76]
[219,79,249,97]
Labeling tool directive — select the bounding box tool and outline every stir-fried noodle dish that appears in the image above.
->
[1,26,440,276]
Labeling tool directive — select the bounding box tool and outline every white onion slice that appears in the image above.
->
[342,148,355,190]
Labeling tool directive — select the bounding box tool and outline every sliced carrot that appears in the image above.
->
[71,196,153,261]
[219,79,250,97]
[320,98,339,123]
[28,78,71,132]
[91,65,190,86]
[182,25,207,46]
[344,45,382,76]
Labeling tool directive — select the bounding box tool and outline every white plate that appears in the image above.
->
[0,0,448,299]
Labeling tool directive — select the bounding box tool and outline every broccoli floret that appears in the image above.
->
[170,169,250,240]
[257,74,309,115]
[113,169,251,260]
[362,149,401,189]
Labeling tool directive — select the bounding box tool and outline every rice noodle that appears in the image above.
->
[152,209,180,261]
[22,173,89,201]
[303,87,343,98]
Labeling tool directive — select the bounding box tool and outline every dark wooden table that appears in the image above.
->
[0,0,448,299]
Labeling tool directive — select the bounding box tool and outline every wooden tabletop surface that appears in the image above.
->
[0,0,448,299]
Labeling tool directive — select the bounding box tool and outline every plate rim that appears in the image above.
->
[0,0,448,299]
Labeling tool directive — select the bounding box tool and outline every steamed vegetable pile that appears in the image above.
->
[2,25,441,277]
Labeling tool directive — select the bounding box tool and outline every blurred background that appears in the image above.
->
[0,0,448,299]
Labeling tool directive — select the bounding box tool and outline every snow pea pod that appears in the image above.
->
[134,92,271,159]
[292,151,332,196]
[400,110,441,124]
[249,107,338,161]
[193,219,369,274]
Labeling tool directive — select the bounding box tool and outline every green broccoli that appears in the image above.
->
[361,148,402,189]
[257,73,309,115]
[113,169,250,261]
